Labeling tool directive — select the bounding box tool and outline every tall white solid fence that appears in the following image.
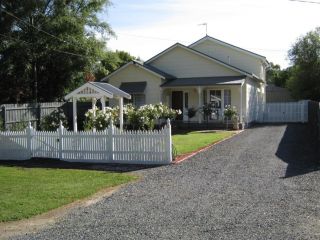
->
[0,121,172,165]
[257,100,308,123]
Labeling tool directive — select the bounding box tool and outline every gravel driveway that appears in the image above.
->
[11,124,320,240]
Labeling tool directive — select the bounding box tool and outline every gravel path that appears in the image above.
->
[11,124,320,240]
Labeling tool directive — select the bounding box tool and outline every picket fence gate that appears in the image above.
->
[0,121,172,165]
[257,100,308,123]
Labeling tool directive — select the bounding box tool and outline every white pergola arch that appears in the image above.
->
[65,82,131,131]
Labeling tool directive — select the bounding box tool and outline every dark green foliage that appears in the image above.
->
[39,109,68,131]
[287,27,320,101]
[0,0,113,103]
[187,107,197,120]
[266,62,292,88]
[0,116,4,131]
[94,50,136,80]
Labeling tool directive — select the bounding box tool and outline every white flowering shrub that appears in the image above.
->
[84,107,113,131]
[224,105,238,121]
[83,103,181,131]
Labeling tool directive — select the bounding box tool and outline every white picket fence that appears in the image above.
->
[0,121,172,165]
[257,100,308,123]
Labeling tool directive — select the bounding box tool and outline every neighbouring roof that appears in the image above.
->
[65,82,131,100]
[161,76,246,87]
[119,82,147,94]
[101,60,175,81]
[189,35,268,62]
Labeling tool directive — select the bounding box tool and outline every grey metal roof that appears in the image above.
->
[161,76,246,87]
[132,61,175,79]
[119,82,147,94]
[90,82,131,99]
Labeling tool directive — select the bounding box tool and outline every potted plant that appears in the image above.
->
[187,107,197,123]
[202,103,214,126]
[224,105,238,130]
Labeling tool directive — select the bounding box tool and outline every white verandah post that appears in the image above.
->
[92,97,97,132]
[101,96,106,113]
[119,97,124,131]
[72,97,78,132]
[240,81,244,126]
[197,87,203,123]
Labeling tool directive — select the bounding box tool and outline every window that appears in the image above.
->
[209,90,222,108]
[133,94,146,107]
[224,89,231,107]
[124,94,145,107]
[184,92,188,108]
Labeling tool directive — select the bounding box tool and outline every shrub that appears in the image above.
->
[9,121,28,131]
[40,109,68,131]
[0,116,4,131]
[202,103,215,122]
[187,107,197,121]
[224,105,238,121]
[84,108,113,131]
[84,103,181,131]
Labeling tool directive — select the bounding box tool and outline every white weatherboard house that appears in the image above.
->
[103,36,269,125]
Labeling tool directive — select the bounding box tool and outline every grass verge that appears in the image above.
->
[173,130,236,156]
[0,166,137,222]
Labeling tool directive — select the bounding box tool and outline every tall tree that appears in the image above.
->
[266,62,293,88]
[0,0,113,103]
[287,27,320,101]
[94,50,136,80]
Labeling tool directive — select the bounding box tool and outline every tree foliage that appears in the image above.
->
[94,50,136,80]
[266,62,292,88]
[0,0,113,103]
[287,27,320,101]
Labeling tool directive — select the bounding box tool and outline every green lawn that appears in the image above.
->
[0,166,137,222]
[173,130,236,156]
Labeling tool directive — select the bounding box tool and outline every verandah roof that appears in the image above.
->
[160,76,246,87]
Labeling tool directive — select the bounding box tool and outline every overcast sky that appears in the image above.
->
[100,0,320,68]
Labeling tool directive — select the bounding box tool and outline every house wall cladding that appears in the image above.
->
[0,102,92,130]
[191,40,264,80]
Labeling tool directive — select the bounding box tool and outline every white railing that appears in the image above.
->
[257,100,308,123]
[0,121,172,165]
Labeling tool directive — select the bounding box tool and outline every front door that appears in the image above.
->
[172,91,183,120]
[209,90,222,121]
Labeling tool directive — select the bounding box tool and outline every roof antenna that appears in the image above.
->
[198,23,208,36]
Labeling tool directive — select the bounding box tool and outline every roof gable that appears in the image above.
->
[101,61,174,82]
[189,35,267,62]
[146,43,252,77]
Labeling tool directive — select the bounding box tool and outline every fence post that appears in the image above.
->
[58,121,64,159]
[108,120,114,161]
[26,121,34,159]
[166,119,172,163]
